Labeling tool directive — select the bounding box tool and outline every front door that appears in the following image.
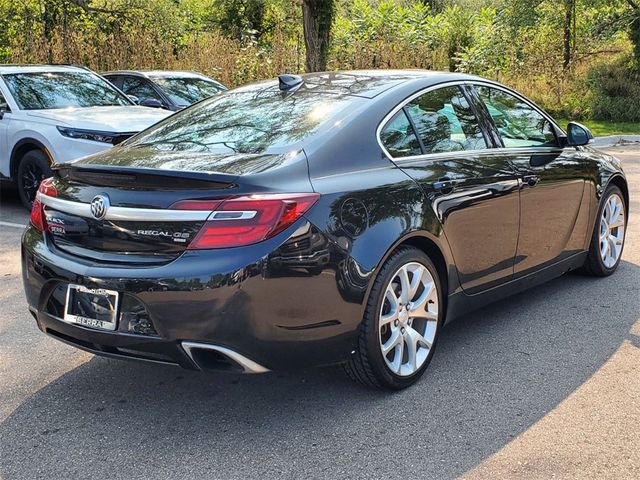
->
[473,85,588,276]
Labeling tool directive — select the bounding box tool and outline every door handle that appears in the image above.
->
[522,174,539,187]
[432,178,454,193]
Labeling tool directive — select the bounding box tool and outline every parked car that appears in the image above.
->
[0,64,171,208]
[103,70,227,111]
[22,71,628,390]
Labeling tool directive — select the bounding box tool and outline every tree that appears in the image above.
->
[625,0,640,65]
[302,0,334,72]
[563,0,576,69]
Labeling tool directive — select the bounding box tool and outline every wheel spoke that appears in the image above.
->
[382,330,402,355]
[410,306,438,321]
[396,335,404,374]
[380,287,399,327]
[609,218,625,230]
[406,326,432,350]
[607,197,616,221]
[408,283,438,320]
[380,309,398,327]
[407,265,423,301]
[610,202,622,225]
[405,332,417,372]
[398,266,411,303]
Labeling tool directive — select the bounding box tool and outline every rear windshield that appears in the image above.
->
[151,76,227,106]
[125,90,361,154]
[3,72,131,110]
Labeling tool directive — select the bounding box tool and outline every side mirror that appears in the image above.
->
[140,99,164,108]
[567,122,594,147]
[0,101,10,120]
[127,95,140,104]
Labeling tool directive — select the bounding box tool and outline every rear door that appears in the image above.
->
[472,84,588,276]
[380,84,521,294]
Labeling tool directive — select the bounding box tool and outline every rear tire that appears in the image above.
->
[16,150,52,210]
[345,247,443,390]
[581,184,627,277]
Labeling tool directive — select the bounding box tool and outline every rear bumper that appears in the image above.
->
[21,222,366,372]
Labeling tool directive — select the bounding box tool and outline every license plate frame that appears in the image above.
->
[64,284,119,331]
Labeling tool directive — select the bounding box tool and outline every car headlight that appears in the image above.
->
[56,126,118,144]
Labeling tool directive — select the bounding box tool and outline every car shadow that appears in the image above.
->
[1,260,638,479]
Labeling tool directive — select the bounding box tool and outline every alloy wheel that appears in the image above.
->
[599,192,626,269]
[21,162,45,204]
[378,262,438,377]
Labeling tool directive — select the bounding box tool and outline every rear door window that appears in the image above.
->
[476,86,558,148]
[404,86,487,154]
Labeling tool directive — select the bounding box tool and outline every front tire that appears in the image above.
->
[17,150,52,210]
[345,247,443,390]
[581,184,627,276]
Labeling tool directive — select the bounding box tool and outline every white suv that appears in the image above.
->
[0,65,171,207]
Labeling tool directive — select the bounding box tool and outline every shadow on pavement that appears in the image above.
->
[1,258,638,479]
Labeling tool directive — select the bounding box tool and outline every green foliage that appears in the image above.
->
[587,55,640,122]
[0,0,637,121]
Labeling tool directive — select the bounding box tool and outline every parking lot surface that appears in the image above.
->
[1,147,638,479]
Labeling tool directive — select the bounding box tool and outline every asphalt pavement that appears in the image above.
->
[0,147,638,479]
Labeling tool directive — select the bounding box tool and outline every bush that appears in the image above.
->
[587,55,640,122]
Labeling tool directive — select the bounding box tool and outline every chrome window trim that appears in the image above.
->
[38,193,212,222]
[376,79,567,163]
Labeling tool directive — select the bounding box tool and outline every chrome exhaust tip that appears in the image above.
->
[181,342,269,374]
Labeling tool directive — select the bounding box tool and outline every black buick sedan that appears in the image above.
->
[22,70,629,389]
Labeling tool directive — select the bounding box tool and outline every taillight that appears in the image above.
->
[187,193,320,249]
[30,177,56,231]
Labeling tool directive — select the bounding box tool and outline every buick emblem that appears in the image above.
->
[90,194,110,220]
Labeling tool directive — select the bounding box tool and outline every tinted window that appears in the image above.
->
[127,91,361,154]
[0,89,7,107]
[151,77,226,107]
[103,75,123,89]
[379,110,421,158]
[477,86,557,148]
[3,72,131,110]
[404,86,487,154]
[121,77,163,104]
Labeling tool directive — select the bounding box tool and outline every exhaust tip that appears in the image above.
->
[181,342,269,374]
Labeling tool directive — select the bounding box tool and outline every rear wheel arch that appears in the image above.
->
[364,232,453,320]
[398,235,449,298]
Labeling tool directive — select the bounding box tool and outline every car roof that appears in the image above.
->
[231,70,482,99]
[103,70,211,79]
[0,64,93,75]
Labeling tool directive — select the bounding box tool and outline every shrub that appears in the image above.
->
[587,55,640,122]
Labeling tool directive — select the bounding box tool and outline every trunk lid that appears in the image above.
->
[44,147,312,264]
